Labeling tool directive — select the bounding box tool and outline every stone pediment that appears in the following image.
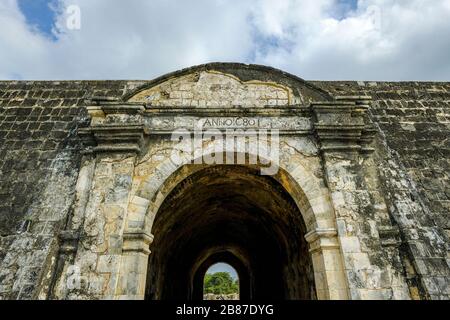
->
[125,63,333,107]
[128,70,295,108]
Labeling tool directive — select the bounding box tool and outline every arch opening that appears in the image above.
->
[145,165,316,300]
[203,262,240,300]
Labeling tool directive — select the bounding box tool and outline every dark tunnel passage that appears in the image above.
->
[145,165,316,300]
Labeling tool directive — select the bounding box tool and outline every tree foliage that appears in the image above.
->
[204,272,239,295]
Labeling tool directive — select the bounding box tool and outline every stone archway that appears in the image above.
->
[112,147,350,300]
[55,64,395,301]
[145,165,315,300]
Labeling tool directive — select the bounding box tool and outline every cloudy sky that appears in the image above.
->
[1,0,450,81]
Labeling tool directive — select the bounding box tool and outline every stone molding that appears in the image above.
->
[122,231,154,255]
[80,96,376,150]
[78,102,147,154]
[305,228,339,253]
[311,96,376,155]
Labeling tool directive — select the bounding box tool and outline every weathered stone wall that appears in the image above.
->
[313,82,450,299]
[0,80,145,299]
[315,82,450,299]
[0,66,448,300]
[312,81,450,233]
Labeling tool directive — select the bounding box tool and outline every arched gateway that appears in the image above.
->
[50,63,415,300]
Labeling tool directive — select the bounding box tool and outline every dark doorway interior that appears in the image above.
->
[145,165,315,300]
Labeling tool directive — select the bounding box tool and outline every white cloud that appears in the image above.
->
[252,0,450,80]
[0,0,450,80]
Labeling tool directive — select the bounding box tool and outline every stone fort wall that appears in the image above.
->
[0,68,448,299]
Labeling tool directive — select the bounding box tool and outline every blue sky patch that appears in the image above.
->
[333,0,359,20]
[18,0,58,40]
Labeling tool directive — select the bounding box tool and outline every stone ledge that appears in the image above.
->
[305,228,339,253]
[100,105,145,115]
[78,124,146,154]
[122,231,154,255]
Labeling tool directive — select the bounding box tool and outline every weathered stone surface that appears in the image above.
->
[0,64,448,300]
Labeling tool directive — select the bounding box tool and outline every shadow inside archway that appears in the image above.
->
[145,165,316,300]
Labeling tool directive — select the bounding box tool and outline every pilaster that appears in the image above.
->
[312,96,403,300]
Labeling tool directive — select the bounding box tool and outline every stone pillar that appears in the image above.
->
[312,97,401,300]
[305,228,348,300]
[46,153,96,299]
[114,231,153,299]
[51,99,149,300]
[114,195,153,299]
